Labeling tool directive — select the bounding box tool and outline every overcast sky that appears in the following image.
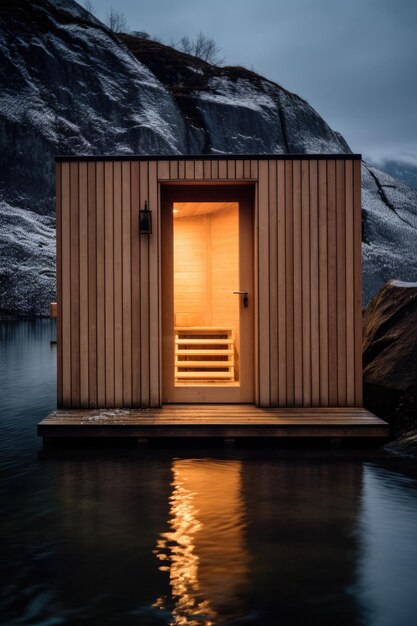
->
[90,0,416,164]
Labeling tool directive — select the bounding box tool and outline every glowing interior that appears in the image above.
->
[173,202,240,386]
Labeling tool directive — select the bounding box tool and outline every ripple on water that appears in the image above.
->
[2,321,417,625]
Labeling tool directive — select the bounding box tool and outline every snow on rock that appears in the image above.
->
[0,0,189,314]
[362,164,417,303]
[121,35,351,156]
[0,200,55,315]
[1,0,417,314]
[389,280,417,288]
[0,0,188,215]
[194,76,288,153]
[47,0,102,25]
[278,88,350,154]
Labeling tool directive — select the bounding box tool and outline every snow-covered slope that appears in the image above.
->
[0,0,190,314]
[0,201,55,314]
[362,165,417,300]
[1,0,417,315]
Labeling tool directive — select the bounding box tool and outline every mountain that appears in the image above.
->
[1,0,417,315]
[376,158,417,190]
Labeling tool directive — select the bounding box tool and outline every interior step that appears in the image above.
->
[175,327,235,383]
[176,338,233,345]
[176,349,234,356]
[176,371,234,379]
[175,360,232,368]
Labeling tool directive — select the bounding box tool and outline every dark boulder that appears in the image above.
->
[363,280,417,437]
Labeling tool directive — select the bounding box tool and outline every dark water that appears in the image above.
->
[1,321,417,626]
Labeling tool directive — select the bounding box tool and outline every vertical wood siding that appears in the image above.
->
[58,160,160,408]
[57,157,362,408]
[258,158,362,407]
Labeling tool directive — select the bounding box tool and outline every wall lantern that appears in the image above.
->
[139,201,152,234]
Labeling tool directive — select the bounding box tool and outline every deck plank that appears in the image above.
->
[38,405,389,438]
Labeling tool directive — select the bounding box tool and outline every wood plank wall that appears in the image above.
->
[57,157,362,408]
[57,159,159,408]
[256,158,362,407]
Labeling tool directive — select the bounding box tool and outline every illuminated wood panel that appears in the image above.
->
[173,214,209,327]
[173,203,239,337]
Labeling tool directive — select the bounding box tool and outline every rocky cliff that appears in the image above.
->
[1,0,417,315]
[363,280,417,438]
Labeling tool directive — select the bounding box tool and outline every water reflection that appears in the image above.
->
[357,464,417,626]
[154,460,248,625]
[0,320,56,477]
[242,460,364,626]
[3,321,417,625]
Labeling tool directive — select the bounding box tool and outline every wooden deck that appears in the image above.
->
[38,405,389,440]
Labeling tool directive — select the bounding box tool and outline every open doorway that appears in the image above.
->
[161,186,254,403]
[173,201,240,386]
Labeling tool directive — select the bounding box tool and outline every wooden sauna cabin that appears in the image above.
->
[38,154,389,440]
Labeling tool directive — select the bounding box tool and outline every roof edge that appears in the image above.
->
[55,153,362,163]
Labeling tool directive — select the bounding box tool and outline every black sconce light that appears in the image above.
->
[139,200,152,234]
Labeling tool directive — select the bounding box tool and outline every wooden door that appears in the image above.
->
[161,185,254,403]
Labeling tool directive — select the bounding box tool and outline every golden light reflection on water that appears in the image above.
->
[153,460,248,625]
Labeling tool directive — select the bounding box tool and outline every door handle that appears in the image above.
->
[233,291,249,307]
